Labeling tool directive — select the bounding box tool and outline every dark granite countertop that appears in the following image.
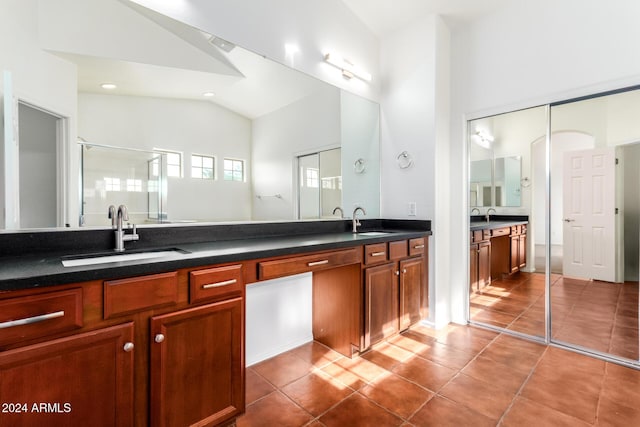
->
[469,215,528,232]
[0,219,431,292]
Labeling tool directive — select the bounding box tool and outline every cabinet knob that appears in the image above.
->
[154,334,165,343]
[402,268,407,274]
[395,270,400,276]
[123,342,134,352]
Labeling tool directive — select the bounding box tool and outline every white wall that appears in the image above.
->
[78,93,252,223]
[450,0,640,323]
[380,14,450,327]
[251,88,341,220]
[18,104,58,228]
[0,0,77,228]
[129,0,380,102]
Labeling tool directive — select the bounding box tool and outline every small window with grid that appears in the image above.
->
[223,158,245,182]
[191,154,215,180]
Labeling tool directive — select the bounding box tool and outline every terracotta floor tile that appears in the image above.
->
[416,341,476,370]
[392,355,458,392]
[597,396,640,426]
[519,371,601,424]
[321,355,387,390]
[360,342,414,371]
[502,397,591,427]
[388,333,433,354]
[252,352,314,387]
[439,373,515,420]
[431,326,496,353]
[360,373,433,419]
[289,341,343,369]
[409,395,496,427]
[281,370,354,417]
[461,355,530,395]
[600,363,640,410]
[319,393,403,427]
[479,335,544,374]
[245,368,276,404]
[534,346,606,382]
[236,391,313,427]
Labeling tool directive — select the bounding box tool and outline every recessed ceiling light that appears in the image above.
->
[101,83,117,90]
[203,92,215,97]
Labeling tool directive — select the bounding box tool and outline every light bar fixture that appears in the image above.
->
[323,52,372,82]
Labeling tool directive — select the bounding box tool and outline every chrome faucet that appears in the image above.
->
[485,208,496,223]
[352,206,366,233]
[109,204,139,252]
[471,207,480,215]
[332,206,344,218]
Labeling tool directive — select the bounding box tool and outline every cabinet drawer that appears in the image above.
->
[259,248,360,280]
[409,238,427,257]
[0,288,83,347]
[482,230,492,240]
[104,272,178,319]
[471,230,483,243]
[389,240,408,260]
[364,243,388,265]
[190,264,243,304]
[492,227,510,237]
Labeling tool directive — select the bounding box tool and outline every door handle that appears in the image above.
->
[563,218,575,222]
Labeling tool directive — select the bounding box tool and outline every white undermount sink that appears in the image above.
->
[62,249,185,267]
[357,231,394,236]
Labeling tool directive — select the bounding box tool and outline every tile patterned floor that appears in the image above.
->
[470,272,639,360]
[236,324,640,426]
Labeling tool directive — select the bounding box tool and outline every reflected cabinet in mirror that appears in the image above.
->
[0,0,380,230]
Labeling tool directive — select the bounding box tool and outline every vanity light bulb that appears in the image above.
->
[203,92,215,97]
[101,83,117,90]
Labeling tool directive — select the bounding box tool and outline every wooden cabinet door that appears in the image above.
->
[510,236,520,273]
[364,263,398,348]
[470,243,479,293]
[399,257,423,331]
[518,234,527,269]
[478,241,491,289]
[150,298,244,427]
[0,323,134,427]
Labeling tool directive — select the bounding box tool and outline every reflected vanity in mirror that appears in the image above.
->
[0,0,380,230]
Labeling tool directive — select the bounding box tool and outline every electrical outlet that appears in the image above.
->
[408,202,417,216]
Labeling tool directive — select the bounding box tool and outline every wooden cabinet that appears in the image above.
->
[150,298,243,427]
[363,238,428,349]
[510,225,527,273]
[399,257,424,330]
[492,224,527,276]
[0,322,134,427]
[364,262,398,348]
[470,231,491,293]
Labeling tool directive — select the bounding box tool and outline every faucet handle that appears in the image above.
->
[118,204,129,222]
[108,205,116,228]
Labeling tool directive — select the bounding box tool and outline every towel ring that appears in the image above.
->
[397,151,413,169]
[354,158,366,174]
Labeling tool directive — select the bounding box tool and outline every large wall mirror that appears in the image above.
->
[468,87,640,366]
[0,0,380,230]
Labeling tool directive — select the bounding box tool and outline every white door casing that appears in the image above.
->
[562,147,617,282]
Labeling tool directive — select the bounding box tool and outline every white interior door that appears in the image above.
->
[562,147,617,282]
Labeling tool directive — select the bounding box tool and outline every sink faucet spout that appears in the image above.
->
[352,206,366,233]
[113,204,139,252]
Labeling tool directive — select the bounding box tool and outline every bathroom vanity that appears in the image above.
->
[469,216,528,293]
[0,220,429,427]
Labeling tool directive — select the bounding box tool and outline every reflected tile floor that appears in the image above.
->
[470,272,639,360]
[236,324,640,426]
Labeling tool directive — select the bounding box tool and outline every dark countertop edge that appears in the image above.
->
[0,227,431,293]
[469,220,528,231]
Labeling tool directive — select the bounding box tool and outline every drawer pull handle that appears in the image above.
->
[370,251,385,257]
[123,342,134,352]
[202,279,237,289]
[307,260,329,267]
[413,244,425,249]
[0,310,65,329]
